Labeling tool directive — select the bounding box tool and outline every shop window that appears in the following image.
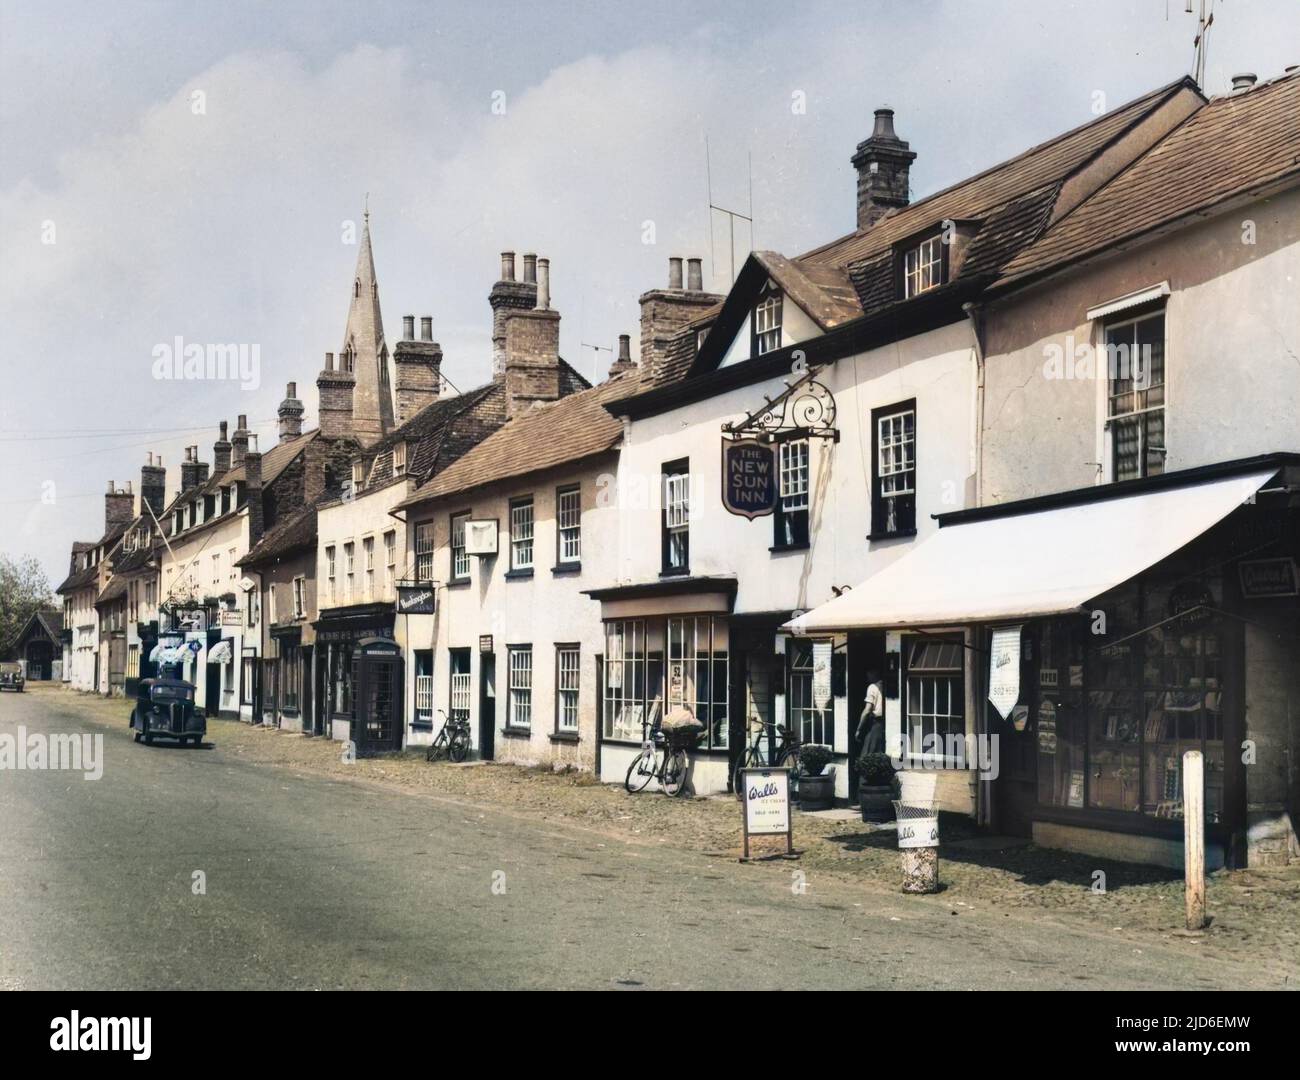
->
[510,498,535,572]
[774,439,810,549]
[508,645,533,729]
[414,650,434,728]
[450,513,470,581]
[661,460,690,575]
[1105,310,1166,481]
[904,637,965,761]
[667,616,729,750]
[604,620,654,742]
[555,646,580,733]
[414,523,435,582]
[1038,572,1226,822]
[332,643,354,716]
[556,486,581,565]
[871,401,916,537]
[789,639,833,746]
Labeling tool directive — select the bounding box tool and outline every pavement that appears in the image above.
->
[0,684,1294,990]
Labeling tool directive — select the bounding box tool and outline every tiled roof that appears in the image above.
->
[800,78,1194,272]
[55,563,98,595]
[752,252,862,328]
[96,576,128,605]
[36,610,63,639]
[237,502,318,567]
[397,372,639,507]
[999,70,1300,283]
[223,429,319,486]
[362,383,504,488]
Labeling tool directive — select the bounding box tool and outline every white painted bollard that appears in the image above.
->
[1183,749,1206,930]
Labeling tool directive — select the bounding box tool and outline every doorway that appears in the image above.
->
[846,631,887,801]
[478,652,496,761]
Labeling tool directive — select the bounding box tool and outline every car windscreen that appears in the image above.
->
[151,685,193,702]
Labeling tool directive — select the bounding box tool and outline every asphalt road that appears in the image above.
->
[0,686,1274,990]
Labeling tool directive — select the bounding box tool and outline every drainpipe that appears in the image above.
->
[962,302,986,508]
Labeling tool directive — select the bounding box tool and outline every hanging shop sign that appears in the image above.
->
[1238,557,1299,598]
[987,625,1022,720]
[479,635,494,654]
[720,439,777,519]
[739,768,794,861]
[219,610,242,626]
[395,583,436,615]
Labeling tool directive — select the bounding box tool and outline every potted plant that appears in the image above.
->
[797,744,834,810]
[858,751,896,823]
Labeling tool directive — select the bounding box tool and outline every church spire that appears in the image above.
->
[339,203,394,444]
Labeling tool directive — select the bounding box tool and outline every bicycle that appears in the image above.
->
[426,709,472,763]
[732,719,801,799]
[624,718,691,797]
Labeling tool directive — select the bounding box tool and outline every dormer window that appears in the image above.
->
[392,441,407,476]
[903,234,945,298]
[352,461,365,491]
[753,290,783,356]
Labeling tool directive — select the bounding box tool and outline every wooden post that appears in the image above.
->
[1183,749,1207,930]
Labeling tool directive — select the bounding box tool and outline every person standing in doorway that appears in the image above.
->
[856,669,885,755]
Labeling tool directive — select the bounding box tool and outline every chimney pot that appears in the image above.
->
[420,316,433,341]
[668,257,684,290]
[287,381,296,397]
[522,253,537,284]
[500,251,516,281]
[872,107,897,139]
[403,315,415,340]
[687,258,703,291]
[536,257,551,310]
[1230,72,1258,91]
[219,421,228,439]
[107,480,115,493]
[618,334,631,362]
[326,351,334,371]
[237,414,248,429]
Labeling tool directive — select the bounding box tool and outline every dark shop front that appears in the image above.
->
[314,602,402,755]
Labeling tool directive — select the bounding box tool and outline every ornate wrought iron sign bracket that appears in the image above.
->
[722,366,839,443]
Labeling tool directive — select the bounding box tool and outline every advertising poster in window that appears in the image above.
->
[987,625,1021,719]
[812,641,832,711]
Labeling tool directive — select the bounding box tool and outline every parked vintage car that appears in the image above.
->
[130,676,203,745]
[0,662,24,692]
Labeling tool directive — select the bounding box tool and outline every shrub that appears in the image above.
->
[799,743,832,777]
[857,751,895,787]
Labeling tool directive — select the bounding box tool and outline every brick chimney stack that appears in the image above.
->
[180,446,208,493]
[278,383,304,442]
[140,453,166,519]
[393,313,442,424]
[231,415,250,466]
[608,333,636,379]
[105,480,135,531]
[213,421,232,473]
[503,254,561,418]
[851,106,916,230]
[638,256,724,382]
[317,350,356,439]
[489,250,538,378]
[243,433,264,546]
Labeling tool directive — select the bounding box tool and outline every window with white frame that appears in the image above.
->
[344,542,355,600]
[1105,309,1166,482]
[449,649,471,723]
[604,620,658,742]
[383,530,396,596]
[267,583,276,626]
[510,498,534,571]
[450,513,470,581]
[211,553,220,587]
[325,546,336,603]
[392,441,407,476]
[754,291,782,355]
[789,639,833,746]
[363,536,375,599]
[414,523,435,582]
[556,646,580,733]
[229,548,237,581]
[662,461,689,573]
[292,575,305,619]
[351,461,365,493]
[872,402,916,536]
[508,645,532,729]
[556,487,581,565]
[905,638,965,761]
[775,439,810,548]
[903,234,944,298]
[414,650,434,728]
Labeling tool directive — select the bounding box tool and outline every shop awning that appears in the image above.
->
[788,465,1279,633]
[208,640,233,664]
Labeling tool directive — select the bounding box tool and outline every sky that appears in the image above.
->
[3,0,1299,590]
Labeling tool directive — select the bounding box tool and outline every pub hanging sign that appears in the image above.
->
[395,583,436,615]
[721,438,777,519]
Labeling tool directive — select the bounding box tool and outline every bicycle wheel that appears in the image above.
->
[732,746,761,799]
[662,749,689,797]
[425,738,444,763]
[448,731,470,763]
[624,746,657,793]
